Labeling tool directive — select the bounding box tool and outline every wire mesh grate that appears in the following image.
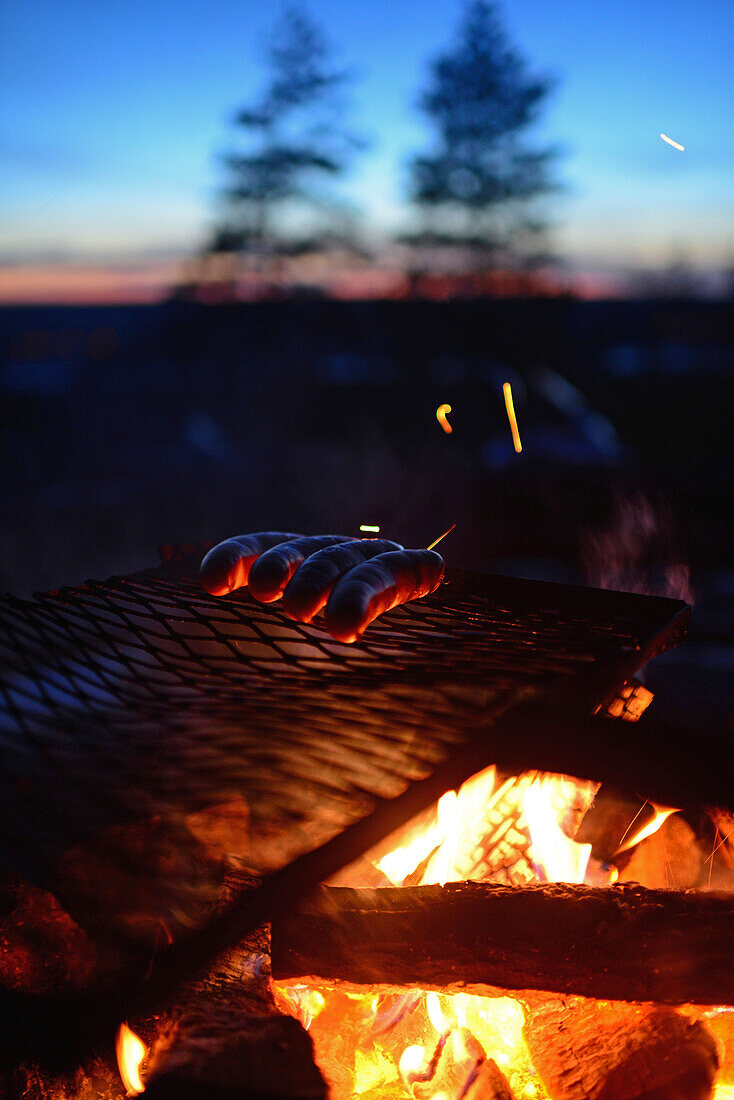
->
[0,544,688,950]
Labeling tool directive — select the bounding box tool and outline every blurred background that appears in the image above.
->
[2,0,733,720]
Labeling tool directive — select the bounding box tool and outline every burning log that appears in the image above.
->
[10,925,327,1099]
[144,1004,326,1099]
[523,996,719,1100]
[271,882,734,1005]
[142,903,327,1098]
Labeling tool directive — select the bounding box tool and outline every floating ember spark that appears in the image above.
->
[360,524,381,533]
[116,1023,147,1096]
[660,132,685,151]
[436,403,453,433]
[502,382,522,453]
[426,523,456,552]
[616,801,680,854]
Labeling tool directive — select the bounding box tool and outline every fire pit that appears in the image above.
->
[1,543,732,1097]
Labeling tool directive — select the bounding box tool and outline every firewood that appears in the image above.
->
[410,1029,516,1099]
[50,815,225,949]
[11,927,326,1099]
[142,901,326,1098]
[0,875,131,997]
[271,882,734,1005]
[619,815,703,890]
[523,996,718,1100]
[143,1004,327,1099]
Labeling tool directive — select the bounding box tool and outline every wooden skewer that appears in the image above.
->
[426,524,456,552]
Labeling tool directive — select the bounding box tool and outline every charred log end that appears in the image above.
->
[144,1003,327,1099]
[524,997,719,1100]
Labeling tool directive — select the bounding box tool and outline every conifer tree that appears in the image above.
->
[405,0,559,280]
[214,4,363,276]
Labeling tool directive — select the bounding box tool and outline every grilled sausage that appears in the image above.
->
[200,532,300,596]
[324,549,444,643]
[282,538,404,623]
[248,535,355,604]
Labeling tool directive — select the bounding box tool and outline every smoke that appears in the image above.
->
[580,492,694,604]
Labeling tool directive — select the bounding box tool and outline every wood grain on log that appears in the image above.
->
[524,996,718,1100]
[143,915,326,1098]
[271,882,734,1005]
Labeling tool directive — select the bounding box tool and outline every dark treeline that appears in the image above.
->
[191,0,561,295]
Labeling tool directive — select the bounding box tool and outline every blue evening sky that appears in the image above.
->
[3,0,734,276]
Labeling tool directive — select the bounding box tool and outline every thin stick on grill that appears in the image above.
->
[426,523,456,551]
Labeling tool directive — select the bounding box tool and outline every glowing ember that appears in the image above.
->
[436,403,453,433]
[399,1043,428,1084]
[616,801,680,854]
[282,984,326,1030]
[426,522,456,552]
[660,132,685,150]
[503,381,522,452]
[360,524,381,533]
[116,1023,147,1096]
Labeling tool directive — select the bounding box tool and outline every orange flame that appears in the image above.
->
[616,801,680,854]
[116,1023,147,1096]
[436,403,453,433]
[502,382,522,453]
[427,992,454,1036]
[523,774,593,884]
[375,790,458,885]
[274,767,663,1098]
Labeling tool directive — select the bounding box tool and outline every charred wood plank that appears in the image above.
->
[271,882,734,1005]
[473,703,734,815]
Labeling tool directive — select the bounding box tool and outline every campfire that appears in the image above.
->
[270,757,734,1100]
[1,545,732,1099]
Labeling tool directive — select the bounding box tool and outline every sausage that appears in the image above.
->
[200,532,300,596]
[247,535,355,604]
[282,538,404,623]
[323,549,445,643]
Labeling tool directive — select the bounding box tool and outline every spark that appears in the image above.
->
[660,132,685,151]
[502,382,522,453]
[359,524,380,533]
[616,801,679,854]
[427,523,456,551]
[706,827,734,865]
[436,403,452,434]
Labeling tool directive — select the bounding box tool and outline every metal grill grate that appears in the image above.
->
[0,545,688,953]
